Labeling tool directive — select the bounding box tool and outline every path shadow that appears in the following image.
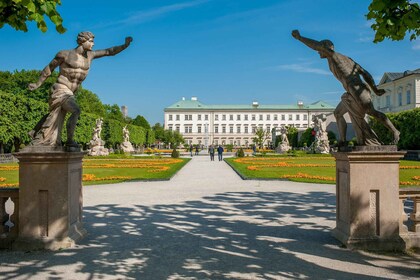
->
[0,191,419,279]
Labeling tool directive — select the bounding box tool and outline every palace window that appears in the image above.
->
[198,114,201,121]
[244,114,248,121]
[237,114,241,121]
[168,115,173,121]
[176,115,180,121]
[229,114,234,121]
[407,90,411,104]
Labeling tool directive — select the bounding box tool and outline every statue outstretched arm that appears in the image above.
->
[292,30,327,52]
[357,64,385,96]
[28,52,64,91]
[93,37,133,59]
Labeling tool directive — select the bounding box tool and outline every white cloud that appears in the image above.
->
[357,36,373,43]
[94,0,209,29]
[270,63,331,76]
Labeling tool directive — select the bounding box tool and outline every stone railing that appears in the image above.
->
[0,153,18,163]
[399,187,420,249]
[0,188,19,249]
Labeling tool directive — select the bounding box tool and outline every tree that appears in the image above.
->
[152,123,165,141]
[253,127,271,149]
[367,0,420,42]
[132,115,150,129]
[104,104,125,123]
[0,0,66,33]
[75,88,106,117]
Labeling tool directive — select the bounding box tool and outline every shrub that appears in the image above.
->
[171,148,180,158]
[236,148,245,157]
[225,144,233,152]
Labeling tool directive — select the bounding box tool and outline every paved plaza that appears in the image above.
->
[0,155,419,279]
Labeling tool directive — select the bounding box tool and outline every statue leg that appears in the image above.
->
[62,97,81,146]
[366,103,400,144]
[334,101,348,145]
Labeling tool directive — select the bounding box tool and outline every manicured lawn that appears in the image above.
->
[225,156,420,187]
[0,156,190,187]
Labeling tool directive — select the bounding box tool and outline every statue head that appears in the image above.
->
[318,39,334,58]
[77,31,95,50]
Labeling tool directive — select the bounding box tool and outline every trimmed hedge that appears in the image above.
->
[370,108,420,150]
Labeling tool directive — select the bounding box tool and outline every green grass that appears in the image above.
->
[0,157,190,187]
[225,156,420,187]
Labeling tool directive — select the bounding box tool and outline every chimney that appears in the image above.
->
[182,97,185,100]
[191,96,198,101]
[297,100,304,109]
[252,101,259,107]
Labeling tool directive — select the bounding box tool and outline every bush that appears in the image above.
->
[236,148,245,157]
[370,108,420,149]
[225,144,233,152]
[171,148,180,158]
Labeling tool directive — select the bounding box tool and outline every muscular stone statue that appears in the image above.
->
[28,31,133,149]
[292,30,399,146]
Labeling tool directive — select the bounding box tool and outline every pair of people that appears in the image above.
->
[208,145,224,161]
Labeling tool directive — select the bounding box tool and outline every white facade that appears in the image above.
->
[164,97,334,147]
[373,70,420,113]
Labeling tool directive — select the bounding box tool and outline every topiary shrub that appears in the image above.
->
[236,148,245,157]
[171,148,180,158]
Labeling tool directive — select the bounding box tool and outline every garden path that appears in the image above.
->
[0,155,419,279]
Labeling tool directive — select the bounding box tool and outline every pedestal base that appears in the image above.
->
[333,148,406,251]
[13,151,86,250]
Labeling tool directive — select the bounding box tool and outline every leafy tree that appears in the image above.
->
[367,0,420,42]
[0,70,56,102]
[104,104,125,123]
[75,88,106,117]
[370,108,420,149]
[0,90,48,152]
[146,129,155,146]
[0,0,66,33]
[126,124,146,147]
[253,127,271,148]
[287,126,298,148]
[132,115,151,129]
[299,127,315,147]
[152,123,165,141]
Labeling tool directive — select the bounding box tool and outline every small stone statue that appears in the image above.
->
[292,30,399,146]
[88,118,109,156]
[120,125,134,153]
[311,114,330,154]
[28,31,133,150]
[276,126,291,153]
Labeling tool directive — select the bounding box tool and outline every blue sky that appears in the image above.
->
[1,0,419,125]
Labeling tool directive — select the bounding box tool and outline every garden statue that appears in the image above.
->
[120,125,134,153]
[276,126,291,153]
[28,31,133,150]
[311,114,330,154]
[292,30,399,146]
[88,118,109,156]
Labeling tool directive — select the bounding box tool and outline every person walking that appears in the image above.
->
[195,145,199,155]
[217,145,224,161]
[208,145,215,161]
[189,145,193,157]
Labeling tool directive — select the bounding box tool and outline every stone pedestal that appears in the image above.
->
[13,152,86,250]
[332,147,406,251]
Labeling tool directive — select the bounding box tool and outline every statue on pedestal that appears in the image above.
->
[292,30,399,146]
[311,114,330,154]
[120,125,134,153]
[276,126,291,153]
[27,31,133,151]
[88,118,109,156]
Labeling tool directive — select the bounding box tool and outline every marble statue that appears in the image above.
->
[276,126,291,153]
[28,31,133,150]
[311,114,330,154]
[120,125,134,153]
[292,30,399,146]
[88,118,109,156]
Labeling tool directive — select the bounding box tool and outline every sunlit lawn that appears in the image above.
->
[0,157,190,187]
[225,156,420,187]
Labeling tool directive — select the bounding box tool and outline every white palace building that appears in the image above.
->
[373,69,420,113]
[164,97,335,147]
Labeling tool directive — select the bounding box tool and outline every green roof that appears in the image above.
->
[165,99,334,111]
